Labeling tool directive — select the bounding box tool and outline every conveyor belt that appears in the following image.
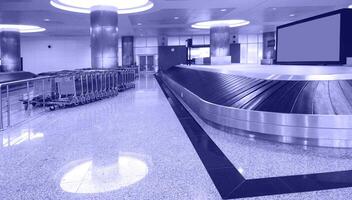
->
[163,67,352,115]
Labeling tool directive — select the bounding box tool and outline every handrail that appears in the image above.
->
[0,68,136,131]
[0,76,52,88]
[0,75,53,130]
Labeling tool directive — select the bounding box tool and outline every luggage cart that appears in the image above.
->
[22,68,135,111]
[21,77,55,110]
[124,69,136,90]
[46,73,80,110]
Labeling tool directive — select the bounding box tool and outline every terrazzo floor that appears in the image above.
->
[184,98,352,200]
[0,74,220,200]
[1,73,352,200]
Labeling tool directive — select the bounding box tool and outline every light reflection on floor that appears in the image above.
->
[60,153,149,194]
[2,129,44,147]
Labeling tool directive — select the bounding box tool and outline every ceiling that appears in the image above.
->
[0,0,351,37]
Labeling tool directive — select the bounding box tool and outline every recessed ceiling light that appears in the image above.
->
[174,16,179,20]
[0,24,46,33]
[349,4,352,9]
[44,18,51,22]
[50,0,154,14]
[289,14,295,17]
[191,19,250,29]
[137,23,142,25]
[272,7,277,11]
[220,9,227,12]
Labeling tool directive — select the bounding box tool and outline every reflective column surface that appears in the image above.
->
[210,26,230,57]
[122,36,134,66]
[90,7,119,69]
[0,31,21,72]
[0,74,220,199]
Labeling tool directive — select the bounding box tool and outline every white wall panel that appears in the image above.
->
[179,36,190,46]
[146,37,158,47]
[192,36,204,45]
[21,36,91,74]
[247,34,258,43]
[247,43,258,64]
[167,36,180,46]
[134,37,147,47]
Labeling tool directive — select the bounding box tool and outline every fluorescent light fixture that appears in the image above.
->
[0,24,46,33]
[191,19,250,29]
[50,0,154,14]
[137,23,142,25]
[220,9,227,12]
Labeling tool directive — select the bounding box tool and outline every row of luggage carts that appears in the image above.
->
[22,68,136,111]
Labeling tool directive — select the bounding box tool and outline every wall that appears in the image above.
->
[230,43,241,63]
[165,34,261,64]
[19,34,263,74]
[134,37,158,68]
[158,46,187,71]
[236,34,263,64]
[21,36,91,74]
[262,32,276,60]
[167,35,210,46]
[122,36,134,66]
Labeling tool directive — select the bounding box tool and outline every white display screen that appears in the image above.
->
[277,14,341,63]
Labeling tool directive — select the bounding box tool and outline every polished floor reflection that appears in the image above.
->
[0,74,220,199]
[60,153,149,194]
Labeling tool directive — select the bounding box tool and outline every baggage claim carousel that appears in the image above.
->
[160,64,352,148]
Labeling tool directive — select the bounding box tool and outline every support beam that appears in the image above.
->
[210,26,230,57]
[90,7,119,68]
[0,31,21,72]
[122,36,134,67]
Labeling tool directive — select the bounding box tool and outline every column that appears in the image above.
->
[0,31,21,72]
[122,36,134,67]
[90,6,119,69]
[262,32,276,64]
[210,26,231,65]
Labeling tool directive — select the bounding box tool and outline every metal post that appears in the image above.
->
[103,73,106,93]
[95,74,98,93]
[0,85,3,130]
[91,74,94,95]
[26,81,30,111]
[42,79,45,108]
[100,73,103,93]
[112,72,115,91]
[73,75,77,97]
[80,75,84,97]
[6,85,10,127]
[85,74,89,96]
[108,72,111,93]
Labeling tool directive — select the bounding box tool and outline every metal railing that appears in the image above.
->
[0,76,52,130]
[0,68,136,131]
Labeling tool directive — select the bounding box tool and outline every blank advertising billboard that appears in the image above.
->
[277,14,341,64]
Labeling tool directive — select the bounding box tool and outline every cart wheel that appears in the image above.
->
[49,106,56,111]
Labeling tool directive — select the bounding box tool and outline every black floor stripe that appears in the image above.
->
[155,74,352,199]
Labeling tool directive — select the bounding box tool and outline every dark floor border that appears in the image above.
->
[155,74,352,199]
